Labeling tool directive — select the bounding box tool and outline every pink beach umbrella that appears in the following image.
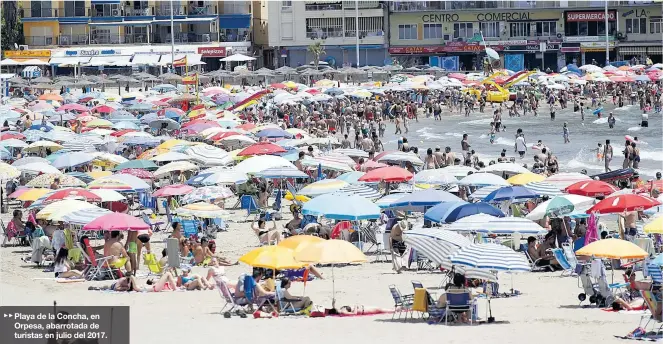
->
[82,213,150,231]
[448,73,466,80]
[153,184,194,197]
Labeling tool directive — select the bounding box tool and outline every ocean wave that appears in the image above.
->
[415,127,433,133]
[567,158,604,171]
[614,105,636,112]
[458,118,495,126]
[592,117,622,124]
[627,126,642,132]
[494,137,515,146]
[445,132,463,138]
[639,150,663,162]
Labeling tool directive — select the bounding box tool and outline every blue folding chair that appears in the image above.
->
[240,195,260,220]
[445,291,475,325]
[551,248,575,277]
[243,275,276,312]
[182,220,199,238]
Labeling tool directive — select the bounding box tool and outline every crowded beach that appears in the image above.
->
[0,55,662,344]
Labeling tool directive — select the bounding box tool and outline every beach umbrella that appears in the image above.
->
[1,132,26,140]
[526,195,595,220]
[88,174,151,191]
[544,172,592,190]
[256,128,293,139]
[255,166,309,179]
[234,155,295,174]
[522,181,565,197]
[458,172,509,187]
[115,168,153,179]
[358,166,412,183]
[331,148,367,158]
[468,185,501,201]
[181,186,234,204]
[441,165,477,178]
[153,184,194,197]
[450,243,531,272]
[586,194,661,214]
[43,188,101,204]
[16,162,62,175]
[424,201,504,223]
[239,246,306,270]
[446,214,546,235]
[150,151,192,163]
[299,179,349,197]
[89,189,126,202]
[483,186,538,202]
[565,180,619,197]
[374,151,424,166]
[61,208,113,226]
[112,159,158,171]
[82,213,150,231]
[375,192,410,209]
[175,202,227,218]
[403,226,472,269]
[237,142,287,156]
[278,235,324,251]
[507,173,545,185]
[51,152,95,169]
[301,157,353,173]
[413,169,457,185]
[27,173,86,188]
[1,138,28,149]
[85,118,114,128]
[16,188,51,202]
[24,140,63,153]
[301,194,380,220]
[149,118,180,130]
[335,171,366,184]
[153,161,199,178]
[482,163,530,175]
[390,188,461,210]
[187,170,248,186]
[576,238,648,259]
[644,216,663,234]
[36,199,97,220]
[332,184,381,200]
[184,145,233,167]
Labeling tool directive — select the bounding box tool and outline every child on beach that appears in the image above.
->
[595,143,604,161]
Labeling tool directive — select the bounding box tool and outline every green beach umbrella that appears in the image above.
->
[112,160,158,171]
[545,196,575,218]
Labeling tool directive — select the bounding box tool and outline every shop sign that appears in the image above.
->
[388,46,446,54]
[560,47,581,53]
[484,40,527,46]
[4,50,51,58]
[566,10,616,22]
[622,9,649,18]
[580,41,615,48]
[564,36,601,42]
[421,11,531,23]
[197,47,226,57]
[503,43,559,52]
[65,49,121,56]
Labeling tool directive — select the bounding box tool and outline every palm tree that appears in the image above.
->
[307,42,325,70]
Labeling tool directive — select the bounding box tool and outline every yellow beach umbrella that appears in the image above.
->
[283,81,297,89]
[576,238,648,259]
[85,118,114,128]
[24,141,63,153]
[278,235,324,251]
[644,216,663,234]
[175,202,227,218]
[27,173,86,188]
[37,200,97,220]
[295,239,367,265]
[137,148,168,160]
[508,173,546,185]
[284,191,310,203]
[239,246,306,270]
[87,171,113,179]
[188,108,207,119]
[156,139,191,151]
[17,188,51,202]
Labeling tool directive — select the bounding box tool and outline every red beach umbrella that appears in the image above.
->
[92,105,114,114]
[358,166,413,183]
[153,184,194,197]
[237,142,286,156]
[565,180,619,197]
[587,194,661,214]
[43,188,102,204]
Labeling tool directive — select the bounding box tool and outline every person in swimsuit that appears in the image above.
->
[180,266,211,290]
[53,248,83,279]
[89,271,180,292]
[251,217,283,244]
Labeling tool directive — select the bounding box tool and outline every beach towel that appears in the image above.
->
[30,236,52,264]
[585,213,599,246]
[328,309,394,318]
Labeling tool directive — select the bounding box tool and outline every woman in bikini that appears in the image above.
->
[251,217,283,244]
[89,271,180,292]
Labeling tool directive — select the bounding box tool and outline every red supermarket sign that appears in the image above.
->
[197,47,226,57]
[566,10,616,22]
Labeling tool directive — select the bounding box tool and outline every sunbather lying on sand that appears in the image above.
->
[181,266,212,290]
[326,301,390,315]
[612,297,646,311]
[88,271,179,292]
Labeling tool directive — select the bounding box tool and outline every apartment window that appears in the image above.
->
[454,22,474,38]
[281,22,293,39]
[423,24,443,39]
[94,3,120,17]
[307,18,343,39]
[399,24,418,40]
[305,2,342,11]
[224,1,249,14]
[536,21,557,36]
[64,1,86,17]
[651,16,662,34]
[626,17,647,34]
[480,22,499,38]
[566,20,616,36]
[509,22,530,37]
[31,1,52,17]
[282,1,292,11]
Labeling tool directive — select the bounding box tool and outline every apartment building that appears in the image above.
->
[13,1,254,70]
[388,1,662,71]
[260,1,388,68]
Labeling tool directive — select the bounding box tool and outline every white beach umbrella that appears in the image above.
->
[154,161,199,178]
[446,214,546,235]
[450,243,531,272]
[332,184,381,200]
[441,165,477,178]
[16,162,62,175]
[526,194,596,220]
[481,163,530,175]
[89,189,126,202]
[185,145,232,167]
[414,169,457,185]
[544,172,592,190]
[234,155,295,174]
[190,169,248,185]
[458,172,509,187]
[150,151,193,163]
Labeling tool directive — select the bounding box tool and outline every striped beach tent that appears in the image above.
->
[450,243,531,272]
[523,181,565,197]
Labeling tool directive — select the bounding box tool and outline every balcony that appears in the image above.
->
[90,33,155,45]
[156,5,187,16]
[305,3,343,11]
[91,9,122,18]
[342,1,381,9]
[390,1,444,11]
[30,8,54,18]
[189,5,213,15]
[58,34,89,46]
[25,36,56,46]
[152,32,218,44]
[123,7,152,16]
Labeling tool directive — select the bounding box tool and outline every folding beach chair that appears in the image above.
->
[525,249,554,272]
[181,220,199,239]
[330,221,352,240]
[389,284,414,320]
[275,284,305,315]
[550,248,575,277]
[639,290,663,332]
[142,213,164,232]
[1,219,26,247]
[243,275,276,313]
[444,290,475,325]
[215,278,248,318]
[240,195,260,221]
[562,243,579,272]
[143,253,165,278]
[647,263,663,286]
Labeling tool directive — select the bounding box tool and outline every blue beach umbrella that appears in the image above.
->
[51,152,95,169]
[256,128,293,139]
[425,201,505,223]
[483,186,538,202]
[336,171,366,184]
[450,243,531,272]
[390,188,461,211]
[301,194,380,220]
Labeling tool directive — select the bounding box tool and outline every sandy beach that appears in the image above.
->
[0,205,645,344]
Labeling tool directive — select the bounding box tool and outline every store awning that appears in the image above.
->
[648,46,662,55]
[131,54,162,66]
[87,55,132,66]
[89,20,152,27]
[619,46,647,55]
[50,57,91,66]
[5,57,50,64]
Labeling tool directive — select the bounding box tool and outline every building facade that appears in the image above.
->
[261,0,388,68]
[388,1,662,71]
[14,0,254,70]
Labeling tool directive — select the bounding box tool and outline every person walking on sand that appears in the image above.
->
[394,116,402,135]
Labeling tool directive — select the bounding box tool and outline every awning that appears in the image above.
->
[89,20,152,26]
[153,18,216,24]
[218,14,250,29]
[87,55,132,66]
[648,46,662,55]
[12,57,50,64]
[131,54,162,66]
[50,56,91,66]
[619,46,647,55]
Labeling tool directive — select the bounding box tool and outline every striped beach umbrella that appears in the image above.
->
[459,172,509,187]
[331,148,368,158]
[450,243,531,272]
[469,185,502,200]
[446,214,546,235]
[390,188,461,211]
[404,226,471,268]
[522,181,565,197]
[298,179,349,197]
[184,145,233,167]
[335,171,366,184]
[181,186,234,204]
[375,192,409,209]
[255,167,309,179]
[61,207,112,226]
[62,140,97,152]
[333,184,381,200]
[544,172,592,190]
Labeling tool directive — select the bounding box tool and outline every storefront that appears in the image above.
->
[198,47,226,71]
[562,36,615,66]
[617,6,663,63]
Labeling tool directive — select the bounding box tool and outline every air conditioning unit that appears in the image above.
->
[60,36,70,45]
[556,33,563,39]
[111,9,120,16]
[202,34,211,42]
[616,32,626,40]
[18,45,29,50]
[443,34,450,41]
